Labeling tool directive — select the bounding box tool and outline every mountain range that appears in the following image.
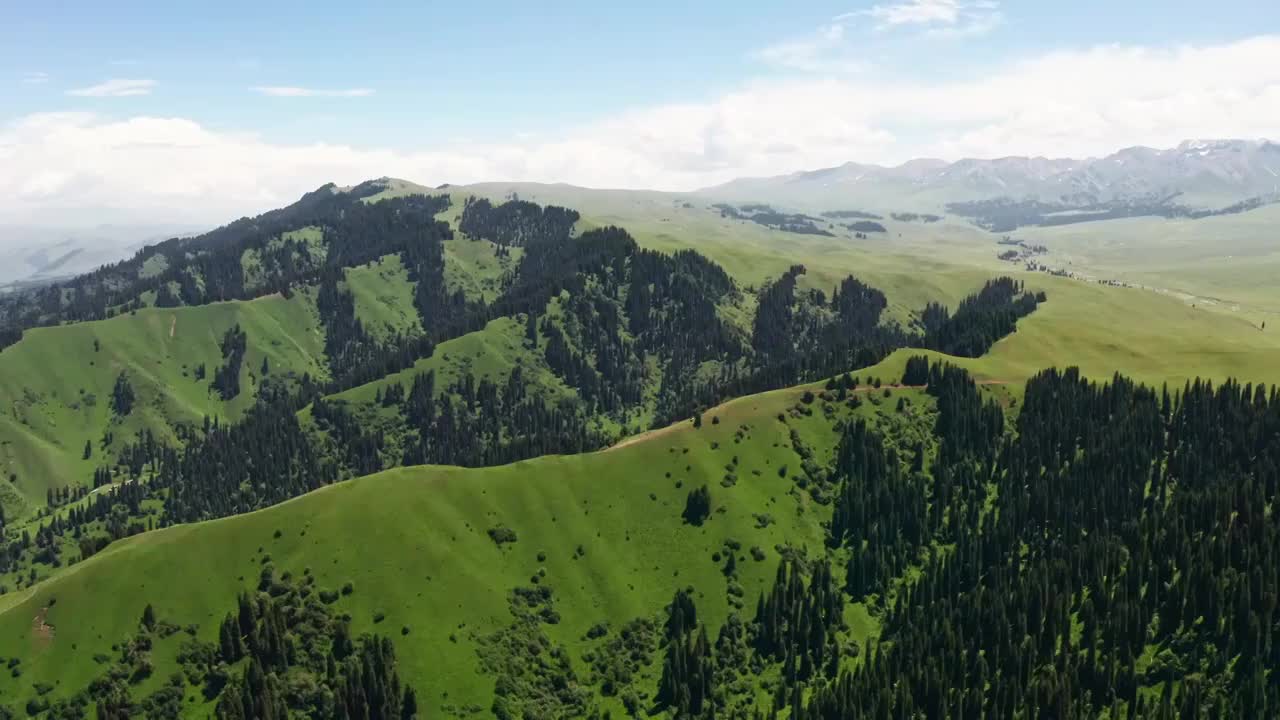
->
[702,139,1280,211]
[0,224,200,289]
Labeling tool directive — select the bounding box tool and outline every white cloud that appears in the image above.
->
[66,78,156,97]
[757,1,1000,73]
[862,0,964,26]
[852,0,1002,35]
[755,22,868,74]
[21,72,49,85]
[3,35,1279,225]
[251,86,375,97]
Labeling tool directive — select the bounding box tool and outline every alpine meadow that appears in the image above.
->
[4,3,1280,719]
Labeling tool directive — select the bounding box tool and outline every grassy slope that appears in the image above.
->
[1016,203,1280,317]
[978,274,1280,389]
[444,237,521,305]
[458,182,1280,389]
[1,181,1278,713]
[0,293,327,518]
[331,315,575,407]
[6,181,1271,520]
[0,380,924,714]
[344,254,423,340]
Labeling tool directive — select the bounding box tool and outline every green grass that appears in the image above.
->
[0,292,328,518]
[331,315,573,406]
[836,274,1280,399]
[357,178,439,204]
[137,252,168,279]
[444,237,521,304]
[0,381,908,714]
[344,254,423,339]
[1017,203,1280,318]
[972,274,1280,390]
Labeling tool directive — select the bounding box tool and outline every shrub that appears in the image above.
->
[488,526,518,546]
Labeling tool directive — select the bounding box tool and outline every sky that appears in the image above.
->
[2,0,1279,226]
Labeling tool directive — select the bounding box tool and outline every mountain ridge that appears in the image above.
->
[701,138,1280,210]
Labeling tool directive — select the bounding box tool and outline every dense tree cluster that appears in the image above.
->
[829,420,927,597]
[0,182,384,331]
[316,272,379,385]
[398,367,604,468]
[657,590,715,717]
[901,354,931,386]
[584,360,1280,720]
[160,393,335,523]
[948,194,1274,232]
[0,326,20,352]
[653,266,903,426]
[820,210,883,220]
[0,188,453,389]
[779,363,1280,718]
[843,221,886,233]
[459,196,579,247]
[210,324,248,400]
[712,204,833,236]
[921,277,1043,357]
[752,560,842,682]
[79,568,420,720]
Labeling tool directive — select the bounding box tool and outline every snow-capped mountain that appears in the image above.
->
[702,140,1280,211]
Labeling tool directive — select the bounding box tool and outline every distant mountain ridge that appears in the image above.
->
[0,224,199,288]
[702,139,1280,211]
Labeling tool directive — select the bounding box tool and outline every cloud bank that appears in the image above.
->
[3,35,1279,225]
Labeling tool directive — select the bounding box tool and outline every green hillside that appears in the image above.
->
[331,315,574,407]
[1,181,1279,718]
[1016,203,1280,317]
[0,293,326,519]
[344,254,423,340]
[4,183,1279,522]
[0,376,924,715]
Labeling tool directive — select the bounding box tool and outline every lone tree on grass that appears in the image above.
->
[111,372,135,416]
[682,485,711,526]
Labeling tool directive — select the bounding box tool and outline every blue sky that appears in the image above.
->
[2,0,1279,224]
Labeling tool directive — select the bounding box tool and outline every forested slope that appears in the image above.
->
[1,178,1277,719]
[2,355,1277,718]
[0,184,1040,526]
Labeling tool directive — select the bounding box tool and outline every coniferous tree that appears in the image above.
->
[682,485,711,526]
[110,372,135,416]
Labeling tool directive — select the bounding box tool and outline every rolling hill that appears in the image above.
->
[0,366,933,715]
[0,175,1278,719]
